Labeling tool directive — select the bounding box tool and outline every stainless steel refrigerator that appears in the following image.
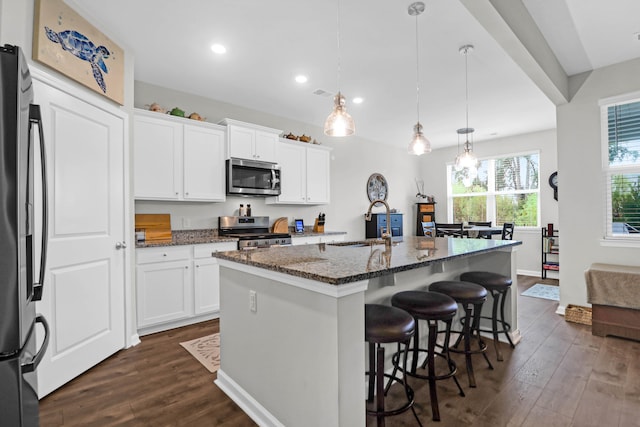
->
[0,44,50,427]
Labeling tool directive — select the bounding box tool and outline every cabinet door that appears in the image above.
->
[305,146,330,204]
[183,125,225,201]
[193,258,220,314]
[276,142,307,203]
[254,131,278,162]
[134,115,182,199]
[228,125,254,160]
[136,260,192,327]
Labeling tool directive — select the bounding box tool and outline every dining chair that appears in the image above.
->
[468,221,492,239]
[435,223,464,238]
[501,223,515,240]
[421,221,435,237]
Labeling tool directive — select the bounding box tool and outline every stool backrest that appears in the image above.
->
[435,223,464,238]
[501,222,515,240]
[422,221,435,237]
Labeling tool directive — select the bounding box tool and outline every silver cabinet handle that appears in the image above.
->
[115,241,127,249]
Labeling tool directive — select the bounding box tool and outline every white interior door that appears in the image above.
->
[33,76,127,397]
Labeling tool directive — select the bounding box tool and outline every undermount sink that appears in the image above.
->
[328,239,387,247]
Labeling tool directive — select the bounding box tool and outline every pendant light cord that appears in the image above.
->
[415,12,420,124]
[464,47,469,134]
[336,0,341,92]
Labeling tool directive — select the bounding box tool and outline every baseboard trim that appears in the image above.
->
[215,369,284,427]
[556,305,566,316]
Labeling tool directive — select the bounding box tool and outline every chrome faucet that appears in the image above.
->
[365,199,392,248]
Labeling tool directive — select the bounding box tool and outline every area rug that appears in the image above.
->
[521,284,559,301]
[180,333,220,373]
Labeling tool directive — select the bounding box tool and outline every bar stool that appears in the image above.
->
[460,271,515,361]
[429,281,493,388]
[390,291,465,421]
[365,304,422,427]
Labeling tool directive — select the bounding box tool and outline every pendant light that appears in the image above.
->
[454,44,478,172]
[324,0,355,137]
[407,1,431,156]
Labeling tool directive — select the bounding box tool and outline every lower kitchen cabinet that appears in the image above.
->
[135,242,237,335]
[291,234,346,245]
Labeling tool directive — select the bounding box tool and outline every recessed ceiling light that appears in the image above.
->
[295,75,308,84]
[352,97,364,104]
[211,44,226,54]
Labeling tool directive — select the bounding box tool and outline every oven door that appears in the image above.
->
[226,158,281,196]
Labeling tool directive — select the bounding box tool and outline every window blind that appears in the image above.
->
[603,99,640,238]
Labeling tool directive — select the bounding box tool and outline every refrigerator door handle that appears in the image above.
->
[29,104,48,302]
[22,315,50,373]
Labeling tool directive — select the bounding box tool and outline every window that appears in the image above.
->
[448,152,539,226]
[602,96,640,238]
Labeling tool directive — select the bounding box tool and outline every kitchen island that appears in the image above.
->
[213,236,521,427]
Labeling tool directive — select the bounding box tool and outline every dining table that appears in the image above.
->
[464,225,504,238]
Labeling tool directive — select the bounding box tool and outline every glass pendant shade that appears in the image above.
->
[324,92,355,137]
[408,122,431,155]
[454,140,477,171]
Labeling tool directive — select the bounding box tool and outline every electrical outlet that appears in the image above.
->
[249,290,257,312]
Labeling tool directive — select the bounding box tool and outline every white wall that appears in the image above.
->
[557,58,640,310]
[134,81,421,241]
[417,129,559,276]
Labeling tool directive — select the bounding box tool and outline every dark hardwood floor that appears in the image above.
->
[40,276,640,426]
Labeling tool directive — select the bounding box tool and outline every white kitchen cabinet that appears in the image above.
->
[135,241,237,335]
[193,242,236,315]
[134,110,226,201]
[136,247,193,329]
[266,140,332,205]
[291,234,346,245]
[221,118,281,163]
[305,145,331,204]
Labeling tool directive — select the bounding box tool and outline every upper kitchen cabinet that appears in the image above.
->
[266,140,331,205]
[134,109,226,202]
[220,118,281,163]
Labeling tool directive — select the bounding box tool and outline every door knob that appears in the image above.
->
[115,241,127,249]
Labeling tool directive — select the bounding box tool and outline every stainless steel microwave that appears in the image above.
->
[226,158,281,196]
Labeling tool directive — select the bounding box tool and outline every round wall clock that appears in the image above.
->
[367,173,388,206]
[548,171,558,201]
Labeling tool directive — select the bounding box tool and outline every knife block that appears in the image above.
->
[313,219,324,233]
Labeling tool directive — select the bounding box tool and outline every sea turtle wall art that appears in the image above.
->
[33,0,125,105]
[45,27,110,93]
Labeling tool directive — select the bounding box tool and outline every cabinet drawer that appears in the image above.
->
[194,242,238,258]
[137,246,192,264]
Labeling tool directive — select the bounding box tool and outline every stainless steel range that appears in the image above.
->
[218,216,292,250]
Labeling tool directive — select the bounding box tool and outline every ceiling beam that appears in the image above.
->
[459,0,569,106]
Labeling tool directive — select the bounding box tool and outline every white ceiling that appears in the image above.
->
[73,0,640,151]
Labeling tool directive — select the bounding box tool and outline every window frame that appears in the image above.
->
[599,91,640,242]
[446,150,541,228]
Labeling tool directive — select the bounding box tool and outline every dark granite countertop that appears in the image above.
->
[135,229,237,248]
[213,236,521,285]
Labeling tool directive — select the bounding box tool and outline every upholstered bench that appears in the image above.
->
[585,263,640,341]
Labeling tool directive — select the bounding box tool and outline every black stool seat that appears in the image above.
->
[429,281,493,388]
[365,304,422,427]
[460,271,512,290]
[366,304,415,343]
[391,290,458,320]
[429,280,487,303]
[390,291,464,421]
[460,271,515,361]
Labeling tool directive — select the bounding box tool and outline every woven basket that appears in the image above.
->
[565,304,592,325]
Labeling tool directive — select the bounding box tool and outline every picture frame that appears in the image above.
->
[295,219,304,233]
[33,0,125,105]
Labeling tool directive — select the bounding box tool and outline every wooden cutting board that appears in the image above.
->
[272,217,289,233]
[135,214,172,243]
